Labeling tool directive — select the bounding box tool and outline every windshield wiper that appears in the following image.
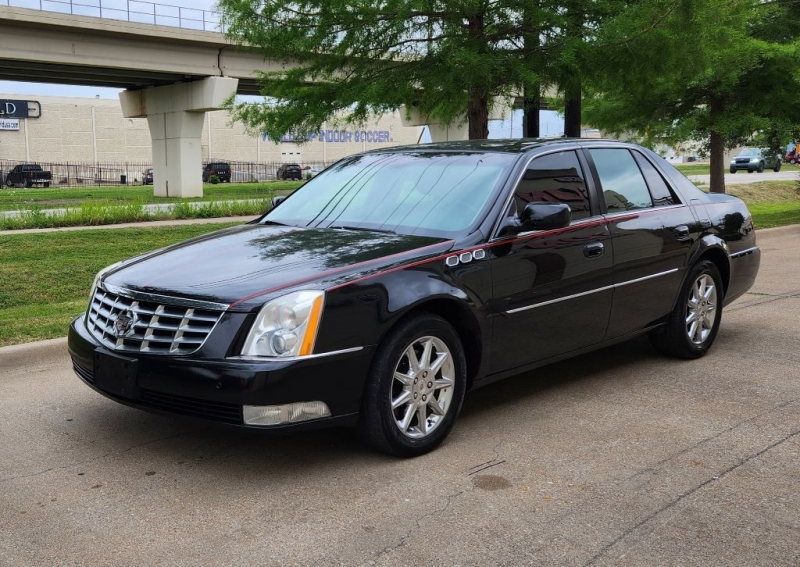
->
[329,225,396,234]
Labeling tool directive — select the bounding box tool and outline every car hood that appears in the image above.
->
[102,224,454,311]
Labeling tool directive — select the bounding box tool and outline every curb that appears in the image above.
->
[0,337,68,373]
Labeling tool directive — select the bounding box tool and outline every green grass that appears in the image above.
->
[674,163,712,175]
[0,198,273,230]
[748,203,800,229]
[0,181,303,212]
[0,223,240,347]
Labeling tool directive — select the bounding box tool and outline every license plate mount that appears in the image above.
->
[94,349,139,400]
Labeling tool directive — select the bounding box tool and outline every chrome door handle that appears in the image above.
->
[583,242,605,259]
[675,225,691,241]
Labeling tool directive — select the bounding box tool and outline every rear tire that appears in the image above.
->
[774,162,781,172]
[358,314,467,457]
[650,260,723,359]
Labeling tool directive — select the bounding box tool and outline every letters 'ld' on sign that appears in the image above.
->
[0,100,42,119]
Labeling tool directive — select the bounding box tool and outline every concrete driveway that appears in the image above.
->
[1,226,798,566]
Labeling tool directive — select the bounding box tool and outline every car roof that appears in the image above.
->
[361,137,640,156]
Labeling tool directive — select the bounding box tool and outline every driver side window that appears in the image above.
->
[511,151,591,221]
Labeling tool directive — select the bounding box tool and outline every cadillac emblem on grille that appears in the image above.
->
[112,310,137,338]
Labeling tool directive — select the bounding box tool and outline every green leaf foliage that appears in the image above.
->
[218,0,614,140]
[583,0,800,192]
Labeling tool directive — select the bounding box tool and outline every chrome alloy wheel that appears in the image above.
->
[390,336,455,439]
[686,274,718,345]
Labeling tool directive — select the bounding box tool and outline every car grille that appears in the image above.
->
[87,287,222,355]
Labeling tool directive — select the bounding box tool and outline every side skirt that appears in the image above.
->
[469,324,664,390]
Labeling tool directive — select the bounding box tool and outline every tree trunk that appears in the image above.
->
[465,12,489,140]
[523,86,540,138]
[468,90,490,140]
[709,96,726,194]
[563,1,583,138]
[564,81,582,138]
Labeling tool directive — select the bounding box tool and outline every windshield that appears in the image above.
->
[263,152,515,237]
[738,149,759,157]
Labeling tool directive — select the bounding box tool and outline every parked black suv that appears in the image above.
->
[276,163,303,180]
[202,162,232,182]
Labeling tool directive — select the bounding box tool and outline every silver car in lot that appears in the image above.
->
[730,148,781,173]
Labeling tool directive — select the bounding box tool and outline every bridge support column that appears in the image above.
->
[120,77,238,197]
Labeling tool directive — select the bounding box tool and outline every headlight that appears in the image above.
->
[241,291,325,357]
[750,158,759,162]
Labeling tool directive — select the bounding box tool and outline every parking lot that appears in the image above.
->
[1,226,798,566]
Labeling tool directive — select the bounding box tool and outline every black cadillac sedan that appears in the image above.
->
[68,139,761,457]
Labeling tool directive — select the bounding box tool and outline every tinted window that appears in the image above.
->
[589,149,653,211]
[512,151,591,220]
[632,151,676,206]
[265,152,516,237]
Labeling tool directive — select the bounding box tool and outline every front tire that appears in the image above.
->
[650,260,723,359]
[729,167,736,174]
[358,314,467,457]
[757,162,764,173]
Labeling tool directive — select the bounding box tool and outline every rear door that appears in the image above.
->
[487,149,613,374]
[583,147,696,338]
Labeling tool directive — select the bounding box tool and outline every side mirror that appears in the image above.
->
[520,202,571,232]
[271,196,286,209]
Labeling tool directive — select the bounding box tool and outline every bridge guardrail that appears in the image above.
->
[2,0,223,33]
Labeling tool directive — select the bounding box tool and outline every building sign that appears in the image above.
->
[0,100,42,119]
[264,129,393,144]
[0,118,20,131]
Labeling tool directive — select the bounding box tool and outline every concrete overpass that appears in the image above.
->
[0,5,505,197]
[0,5,296,197]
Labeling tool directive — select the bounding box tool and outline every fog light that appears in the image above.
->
[243,401,331,426]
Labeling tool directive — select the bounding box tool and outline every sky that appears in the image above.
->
[0,0,566,138]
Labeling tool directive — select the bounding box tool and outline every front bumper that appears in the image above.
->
[68,315,372,431]
[730,161,759,171]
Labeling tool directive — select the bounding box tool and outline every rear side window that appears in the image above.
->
[588,149,653,212]
[632,152,677,206]
[512,151,591,221]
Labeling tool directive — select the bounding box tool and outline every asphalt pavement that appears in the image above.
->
[1,225,798,566]
[687,170,798,185]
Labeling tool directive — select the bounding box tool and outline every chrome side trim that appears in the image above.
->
[730,246,759,259]
[101,282,230,312]
[614,268,679,288]
[504,268,680,314]
[506,285,613,313]
[229,346,365,362]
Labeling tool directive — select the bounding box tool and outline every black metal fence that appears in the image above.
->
[0,159,330,188]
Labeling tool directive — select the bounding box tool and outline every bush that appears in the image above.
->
[208,174,220,184]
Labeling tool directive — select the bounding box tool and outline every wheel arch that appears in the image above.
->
[691,242,730,297]
[389,297,484,391]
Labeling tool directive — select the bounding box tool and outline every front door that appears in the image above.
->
[488,150,613,375]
